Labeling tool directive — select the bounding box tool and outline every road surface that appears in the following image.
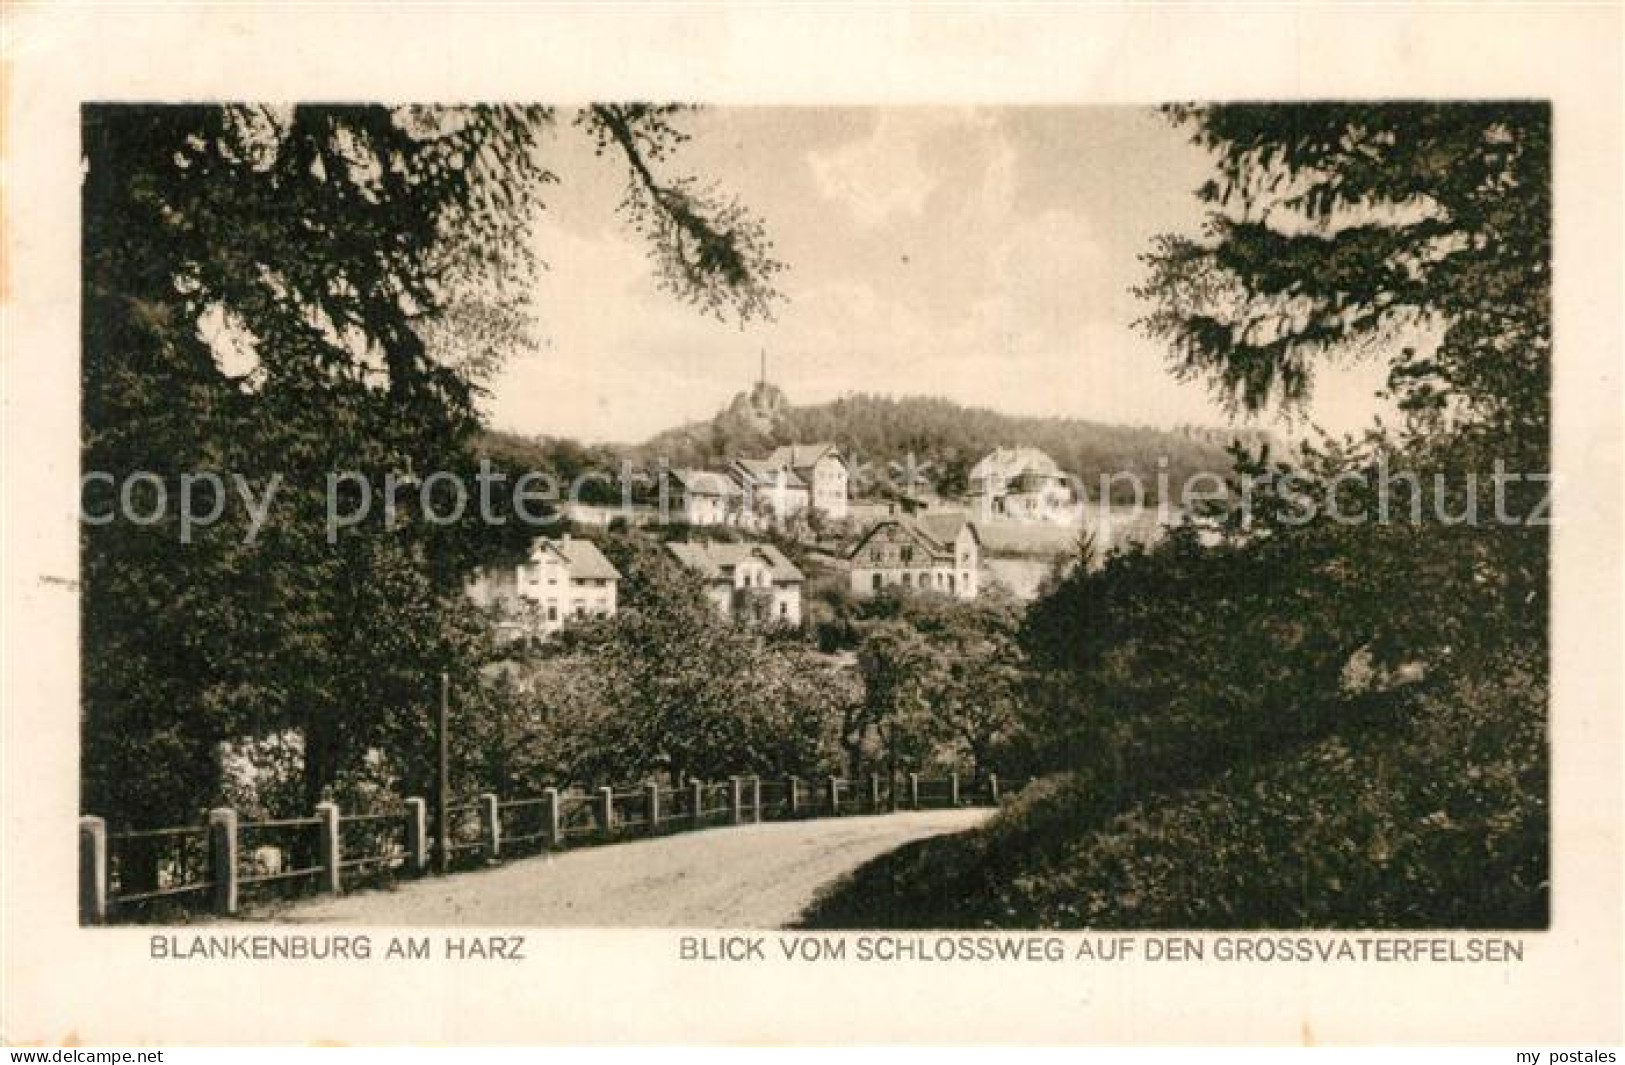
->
[280,809,991,927]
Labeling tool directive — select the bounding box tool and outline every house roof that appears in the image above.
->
[670,467,740,497]
[767,443,844,476]
[666,540,805,583]
[848,512,979,561]
[917,511,980,549]
[533,536,621,580]
[968,446,1062,483]
[731,457,808,490]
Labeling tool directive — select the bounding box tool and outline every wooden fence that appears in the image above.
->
[79,772,1015,924]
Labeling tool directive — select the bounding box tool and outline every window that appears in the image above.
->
[572,600,586,618]
[546,603,558,622]
[779,602,788,618]
[902,573,913,588]
[872,574,883,592]
[901,545,914,563]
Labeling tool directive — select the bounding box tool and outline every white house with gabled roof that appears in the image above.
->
[667,467,741,527]
[729,457,810,526]
[666,540,805,625]
[467,534,621,640]
[967,446,1074,522]
[765,442,849,521]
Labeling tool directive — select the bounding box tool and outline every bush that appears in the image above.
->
[801,663,1546,930]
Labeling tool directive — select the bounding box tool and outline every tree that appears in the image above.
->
[1138,104,1548,437]
[81,104,784,841]
[798,104,1553,931]
[918,597,1027,782]
[1007,103,1551,926]
[846,592,1031,781]
[852,620,934,779]
[537,536,842,785]
[1133,102,1550,686]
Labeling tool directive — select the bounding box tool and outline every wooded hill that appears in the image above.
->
[485,385,1273,504]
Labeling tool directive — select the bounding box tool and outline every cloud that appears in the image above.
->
[482,107,1386,444]
[806,109,1000,228]
[807,114,937,227]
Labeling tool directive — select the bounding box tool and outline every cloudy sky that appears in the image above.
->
[483,107,1390,444]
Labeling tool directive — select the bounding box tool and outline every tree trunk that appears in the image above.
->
[299,714,341,870]
[302,718,339,812]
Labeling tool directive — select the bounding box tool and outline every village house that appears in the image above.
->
[848,512,980,600]
[466,534,621,641]
[666,540,805,625]
[729,457,811,526]
[560,500,660,528]
[967,446,1075,522]
[667,467,740,527]
[765,443,849,521]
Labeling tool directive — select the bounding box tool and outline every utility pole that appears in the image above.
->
[436,670,450,875]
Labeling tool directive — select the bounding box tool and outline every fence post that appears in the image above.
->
[404,798,429,874]
[208,807,239,916]
[315,801,341,894]
[646,782,662,835]
[750,776,762,823]
[787,776,800,816]
[480,792,501,860]
[79,816,107,925]
[436,672,450,876]
[729,777,744,825]
[869,773,881,812]
[827,777,840,814]
[988,774,1001,805]
[597,786,615,839]
[691,779,705,829]
[949,772,961,808]
[542,787,561,848]
[908,772,920,809]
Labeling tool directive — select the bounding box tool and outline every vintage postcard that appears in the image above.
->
[2,3,1621,1047]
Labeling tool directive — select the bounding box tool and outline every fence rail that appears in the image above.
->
[79,772,1020,924]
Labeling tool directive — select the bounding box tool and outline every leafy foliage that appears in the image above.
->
[456,535,1038,795]
[480,536,846,786]
[81,104,784,837]
[581,105,785,323]
[1138,102,1549,439]
[851,591,1028,780]
[801,659,1546,930]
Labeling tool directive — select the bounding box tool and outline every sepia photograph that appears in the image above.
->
[77,100,1549,932]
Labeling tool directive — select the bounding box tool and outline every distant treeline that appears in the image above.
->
[476,430,632,506]
[486,391,1274,504]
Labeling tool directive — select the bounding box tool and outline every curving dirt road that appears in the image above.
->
[280,809,991,928]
